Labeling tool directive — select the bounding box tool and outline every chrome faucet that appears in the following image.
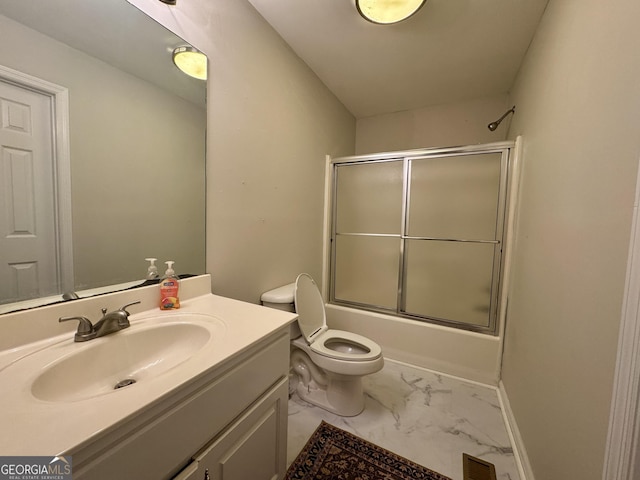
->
[59,301,141,342]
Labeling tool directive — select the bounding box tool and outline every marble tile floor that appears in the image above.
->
[287,359,520,480]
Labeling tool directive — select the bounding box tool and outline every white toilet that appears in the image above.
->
[261,273,383,416]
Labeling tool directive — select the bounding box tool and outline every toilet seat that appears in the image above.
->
[294,273,382,363]
[310,329,382,361]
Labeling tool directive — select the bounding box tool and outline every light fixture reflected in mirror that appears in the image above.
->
[356,0,427,24]
[172,46,207,80]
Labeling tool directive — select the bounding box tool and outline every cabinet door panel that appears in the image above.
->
[198,378,288,480]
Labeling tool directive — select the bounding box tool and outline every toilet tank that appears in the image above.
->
[260,282,296,313]
[261,283,301,338]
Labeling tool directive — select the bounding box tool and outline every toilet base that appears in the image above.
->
[290,351,364,417]
[295,378,365,416]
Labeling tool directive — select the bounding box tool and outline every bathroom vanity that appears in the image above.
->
[0,275,296,480]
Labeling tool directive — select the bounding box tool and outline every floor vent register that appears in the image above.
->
[463,453,497,480]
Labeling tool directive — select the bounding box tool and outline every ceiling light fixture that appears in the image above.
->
[159,0,176,5]
[356,0,427,25]
[172,46,207,81]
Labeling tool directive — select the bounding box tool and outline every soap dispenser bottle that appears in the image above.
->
[145,257,159,280]
[159,261,180,310]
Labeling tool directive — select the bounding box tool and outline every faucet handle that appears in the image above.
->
[59,316,96,342]
[59,315,93,333]
[120,301,141,315]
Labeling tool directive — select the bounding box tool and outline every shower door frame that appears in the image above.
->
[328,141,515,335]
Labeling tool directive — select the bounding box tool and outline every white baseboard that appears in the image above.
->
[497,381,534,480]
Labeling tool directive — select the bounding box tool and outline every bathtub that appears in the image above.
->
[325,304,501,385]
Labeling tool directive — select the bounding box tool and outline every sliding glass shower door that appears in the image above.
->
[333,160,403,309]
[330,144,511,334]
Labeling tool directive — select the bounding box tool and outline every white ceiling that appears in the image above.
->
[247,0,549,118]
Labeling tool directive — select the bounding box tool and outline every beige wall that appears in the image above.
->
[0,14,205,291]
[355,95,510,154]
[503,0,640,478]
[128,0,355,304]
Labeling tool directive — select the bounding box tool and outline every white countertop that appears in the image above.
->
[0,292,296,456]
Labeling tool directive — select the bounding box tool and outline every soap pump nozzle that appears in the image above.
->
[164,261,176,277]
[145,257,159,280]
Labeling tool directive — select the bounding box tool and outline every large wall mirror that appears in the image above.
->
[0,0,206,313]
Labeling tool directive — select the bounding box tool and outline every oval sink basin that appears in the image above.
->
[30,314,223,403]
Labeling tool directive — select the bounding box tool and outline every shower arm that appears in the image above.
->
[488,106,516,131]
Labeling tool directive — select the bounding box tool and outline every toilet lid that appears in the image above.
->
[294,273,327,343]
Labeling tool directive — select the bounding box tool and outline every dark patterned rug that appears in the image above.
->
[285,421,452,480]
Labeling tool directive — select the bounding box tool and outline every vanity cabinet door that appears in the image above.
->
[195,377,288,480]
